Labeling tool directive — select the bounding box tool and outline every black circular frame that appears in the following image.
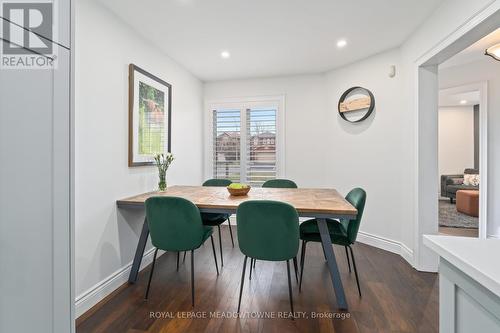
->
[337,86,375,123]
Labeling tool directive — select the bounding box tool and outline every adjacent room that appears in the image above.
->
[436,28,500,239]
[437,87,480,237]
[2,1,500,333]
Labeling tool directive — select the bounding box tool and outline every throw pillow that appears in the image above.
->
[472,174,480,186]
[464,174,480,186]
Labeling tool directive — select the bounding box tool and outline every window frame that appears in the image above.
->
[204,96,285,184]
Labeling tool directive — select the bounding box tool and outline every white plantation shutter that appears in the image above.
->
[212,109,241,182]
[246,108,277,186]
[212,103,279,186]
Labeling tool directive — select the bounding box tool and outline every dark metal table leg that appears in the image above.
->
[128,217,150,283]
[316,217,348,310]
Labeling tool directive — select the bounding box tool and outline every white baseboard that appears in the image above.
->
[399,242,414,266]
[224,222,415,266]
[357,231,414,267]
[75,247,162,318]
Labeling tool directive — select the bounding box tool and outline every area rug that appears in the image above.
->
[439,199,478,229]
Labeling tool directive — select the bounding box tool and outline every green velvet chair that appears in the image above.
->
[144,196,219,306]
[299,187,366,296]
[262,179,298,189]
[200,178,233,267]
[254,178,299,280]
[236,200,299,315]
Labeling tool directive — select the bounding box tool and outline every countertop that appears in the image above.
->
[424,235,500,298]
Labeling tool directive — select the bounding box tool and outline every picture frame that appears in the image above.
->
[128,64,172,166]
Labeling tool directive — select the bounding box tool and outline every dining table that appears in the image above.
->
[116,185,358,310]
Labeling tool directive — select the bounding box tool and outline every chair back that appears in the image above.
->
[237,200,299,261]
[339,188,367,244]
[262,179,298,188]
[202,178,232,187]
[145,196,205,251]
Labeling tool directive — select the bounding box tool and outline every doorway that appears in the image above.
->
[415,11,500,271]
[437,83,487,238]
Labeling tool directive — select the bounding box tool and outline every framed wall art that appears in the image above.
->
[128,64,172,166]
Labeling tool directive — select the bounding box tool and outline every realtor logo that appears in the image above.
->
[1,1,57,69]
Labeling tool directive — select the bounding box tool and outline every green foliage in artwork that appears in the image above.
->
[138,81,166,155]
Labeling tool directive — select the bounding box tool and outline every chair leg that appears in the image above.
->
[144,248,158,299]
[344,246,351,273]
[227,217,235,247]
[183,251,186,263]
[217,225,224,267]
[249,258,253,280]
[191,250,195,306]
[237,256,248,313]
[299,241,306,292]
[176,251,180,272]
[293,257,298,283]
[286,260,294,318]
[299,240,305,268]
[348,245,361,297]
[210,235,219,275]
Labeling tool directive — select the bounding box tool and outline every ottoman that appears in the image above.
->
[456,190,479,217]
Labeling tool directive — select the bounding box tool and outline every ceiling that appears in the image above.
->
[97,0,444,81]
[439,90,480,107]
[440,28,500,69]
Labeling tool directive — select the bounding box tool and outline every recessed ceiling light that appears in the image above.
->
[221,51,231,59]
[336,39,347,48]
[460,100,467,104]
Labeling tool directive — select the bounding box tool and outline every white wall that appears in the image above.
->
[438,106,475,182]
[203,0,500,269]
[323,49,409,248]
[439,59,500,237]
[204,49,410,257]
[204,74,328,187]
[75,0,203,316]
[398,0,499,269]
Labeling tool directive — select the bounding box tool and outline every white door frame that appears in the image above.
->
[413,4,500,271]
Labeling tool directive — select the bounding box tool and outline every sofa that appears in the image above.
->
[441,168,479,203]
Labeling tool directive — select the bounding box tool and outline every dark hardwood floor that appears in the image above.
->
[77,226,438,333]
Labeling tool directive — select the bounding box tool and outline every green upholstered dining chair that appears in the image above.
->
[236,200,299,315]
[299,187,366,296]
[254,178,299,281]
[144,196,219,306]
[200,178,233,267]
[262,179,298,189]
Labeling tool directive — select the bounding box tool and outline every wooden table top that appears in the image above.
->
[117,185,357,218]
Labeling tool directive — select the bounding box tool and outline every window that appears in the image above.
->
[210,99,283,186]
[212,109,241,182]
[246,107,277,186]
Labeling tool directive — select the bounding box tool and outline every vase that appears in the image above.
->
[158,172,167,191]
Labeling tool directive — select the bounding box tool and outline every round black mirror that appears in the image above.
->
[338,87,375,123]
